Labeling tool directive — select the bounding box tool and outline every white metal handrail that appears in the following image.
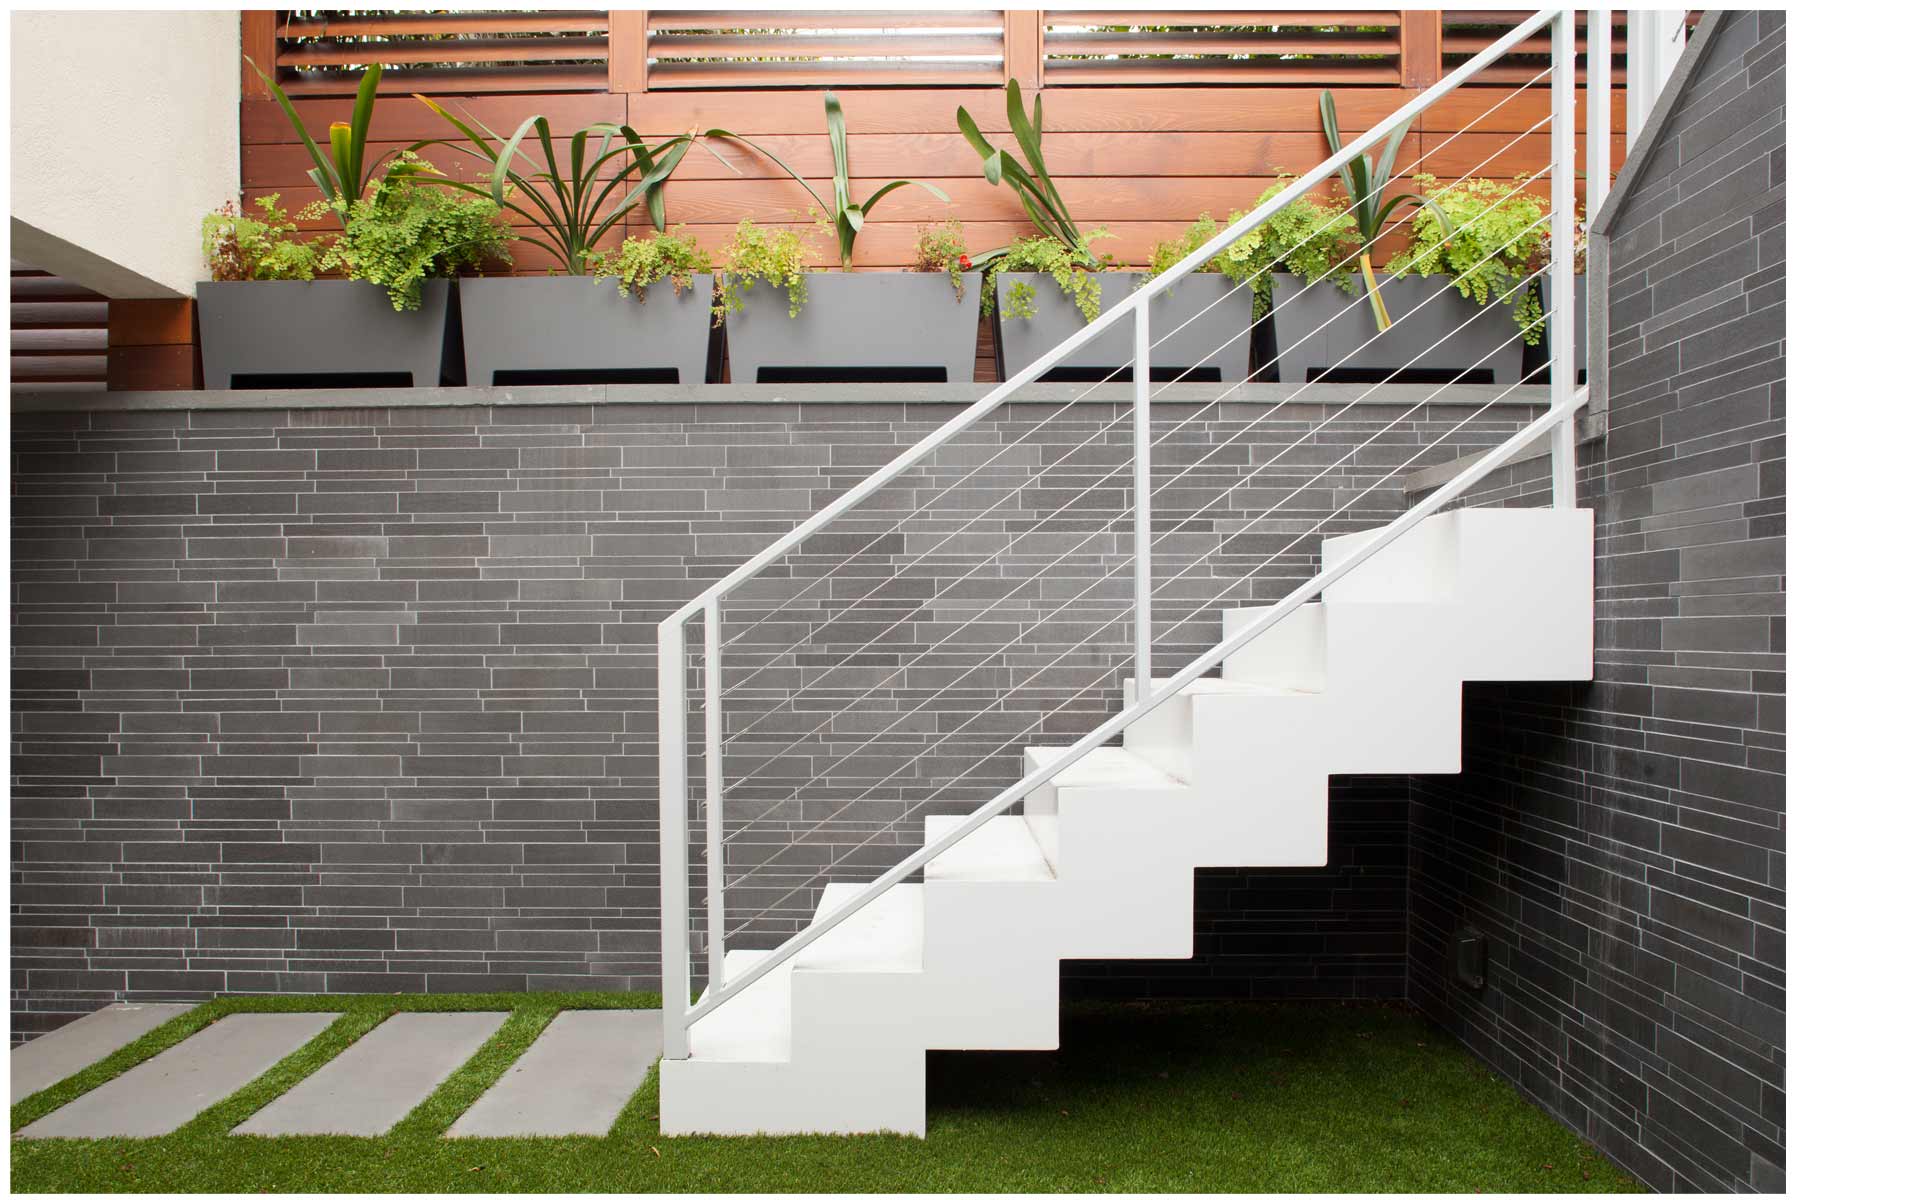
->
[659,8,1599,1059]
[710,78,1558,754]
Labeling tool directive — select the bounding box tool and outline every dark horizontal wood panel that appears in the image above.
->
[11,301,110,328]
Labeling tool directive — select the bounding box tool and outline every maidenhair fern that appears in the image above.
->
[314,155,515,311]
[594,226,714,302]
[984,230,1115,323]
[1387,173,1548,342]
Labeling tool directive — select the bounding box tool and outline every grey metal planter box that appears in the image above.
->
[994,272,1255,382]
[1268,274,1524,384]
[459,274,715,385]
[1521,276,1588,382]
[723,273,981,383]
[196,279,452,389]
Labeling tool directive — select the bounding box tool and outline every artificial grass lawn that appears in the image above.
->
[10,993,1639,1194]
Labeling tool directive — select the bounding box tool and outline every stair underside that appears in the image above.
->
[664,508,1595,1136]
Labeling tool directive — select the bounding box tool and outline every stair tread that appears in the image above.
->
[925,815,1054,883]
[1027,745,1183,790]
[689,949,792,1063]
[793,882,923,974]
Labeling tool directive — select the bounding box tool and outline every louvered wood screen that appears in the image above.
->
[254,10,1674,94]
[644,10,1008,88]
[1041,10,1404,86]
[1440,10,1693,84]
[265,9,613,94]
[10,265,107,394]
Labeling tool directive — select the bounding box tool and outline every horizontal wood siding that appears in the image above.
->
[237,10,1632,382]
[10,268,107,393]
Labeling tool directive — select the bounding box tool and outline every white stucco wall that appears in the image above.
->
[10,9,239,297]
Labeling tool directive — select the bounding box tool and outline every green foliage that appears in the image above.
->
[912,220,973,302]
[706,92,948,271]
[1144,185,1361,319]
[717,220,812,321]
[313,156,515,311]
[594,226,714,302]
[246,56,404,228]
[958,81,1097,272]
[1318,89,1450,330]
[410,96,697,274]
[984,231,1115,323]
[1387,173,1549,343]
[200,195,321,282]
[1249,179,1362,293]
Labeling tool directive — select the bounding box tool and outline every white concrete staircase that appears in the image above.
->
[661,507,1593,1135]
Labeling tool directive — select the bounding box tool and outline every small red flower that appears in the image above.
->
[958,255,973,271]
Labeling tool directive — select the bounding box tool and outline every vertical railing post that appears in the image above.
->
[1588,10,1612,393]
[658,619,690,1060]
[702,597,725,989]
[1549,9,1578,508]
[1132,304,1152,701]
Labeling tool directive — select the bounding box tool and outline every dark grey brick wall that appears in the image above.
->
[12,390,1533,1039]
[1405,11,1785,1193]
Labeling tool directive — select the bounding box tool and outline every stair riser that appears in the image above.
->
[661,1056,927,1137]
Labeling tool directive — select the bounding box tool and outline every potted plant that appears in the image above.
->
[1520,208,1588,383]
[1240,180,1364,382]
[1295,92,1528,383]
[705,94,978,382]
[198,63,508,389]
[963,83,1256,384]
[1375,173,1547,384]
[409,100,715,384]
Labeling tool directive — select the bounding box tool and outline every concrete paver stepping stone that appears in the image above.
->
[235,1011,507,1136]
[18,1012,339,1139]
[12,1003,196,1102]
[448,1010,662,1138]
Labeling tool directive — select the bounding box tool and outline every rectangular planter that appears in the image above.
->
[994,272,1255,383]
[1268,274,1525,384]
[196,280,452,389]
[723,272,981,383]
[458,274,716,386]
[1521,276,1588,382]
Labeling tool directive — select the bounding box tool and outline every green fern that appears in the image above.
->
[593,226,714,302]
[312,154,514,311]
[1386,173,1548,343]
[983,230,1115,323]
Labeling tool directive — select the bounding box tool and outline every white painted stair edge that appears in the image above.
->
[661,508,1594,1136]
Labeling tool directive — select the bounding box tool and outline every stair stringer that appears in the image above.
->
[658,508,1594,1137]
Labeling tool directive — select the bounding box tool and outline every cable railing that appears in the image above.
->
[658,8,1608,1059]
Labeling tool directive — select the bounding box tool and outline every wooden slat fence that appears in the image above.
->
[235,10,1643,382]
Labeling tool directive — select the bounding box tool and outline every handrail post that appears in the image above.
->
[703,597,725,988]
[1550,9,1578,508]
[1132,303,1152,701]
[658,619,691,1060]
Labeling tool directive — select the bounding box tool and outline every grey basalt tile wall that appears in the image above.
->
[12,391,1535,1038]
[1405,11,1785,1193]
